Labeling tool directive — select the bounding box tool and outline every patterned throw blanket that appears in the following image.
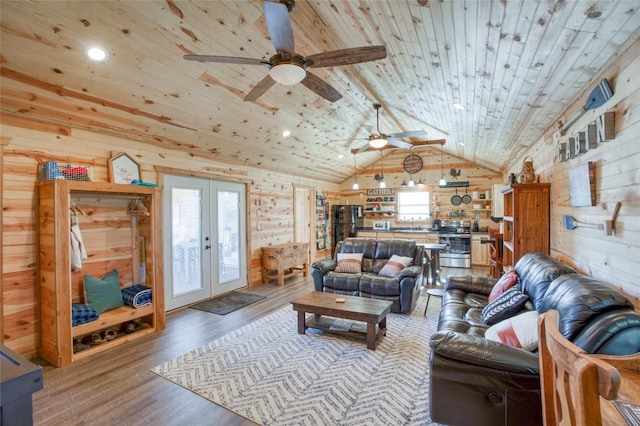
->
[121,284,152,308]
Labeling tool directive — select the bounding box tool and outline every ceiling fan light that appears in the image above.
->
[269,63,306,85]
[369,137,388,148]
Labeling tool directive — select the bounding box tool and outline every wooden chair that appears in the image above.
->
[539,310,622,426]
[488,228,503,278]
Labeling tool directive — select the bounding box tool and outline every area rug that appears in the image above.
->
[189,291,266,315]
[153,296,440,425]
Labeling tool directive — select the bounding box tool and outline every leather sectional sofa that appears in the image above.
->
[311,238,423,313]
[429,252,640,426]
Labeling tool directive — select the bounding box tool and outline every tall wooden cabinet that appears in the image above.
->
[501,183,550,268]
[38,180,164,367]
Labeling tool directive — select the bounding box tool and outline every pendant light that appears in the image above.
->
[352,153,359,190]
[439,144,447,186]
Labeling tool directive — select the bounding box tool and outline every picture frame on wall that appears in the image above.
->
[109,152,140,184]
[569,162,596,207]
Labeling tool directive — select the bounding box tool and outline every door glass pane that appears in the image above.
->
[218,190,240,282]
[171,188,202,295]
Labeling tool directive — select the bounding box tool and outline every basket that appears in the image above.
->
[519,156,536,183]
[38,161,93,182]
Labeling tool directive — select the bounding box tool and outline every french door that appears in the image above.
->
[163,174,247,310]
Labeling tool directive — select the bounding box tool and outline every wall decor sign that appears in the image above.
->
[558,111,615,162]
[569,162,596,207]
[109,152,140,184]
[366,188,393,196]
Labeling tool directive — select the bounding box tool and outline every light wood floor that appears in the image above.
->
[31,266,487,425]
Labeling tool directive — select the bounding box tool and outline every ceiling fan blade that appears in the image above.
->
[306,46,387,68]
[387,139,413,149]
[300,72,342,102]
[244,75,277,102]
[357,142,372,153]
[363,124,380,135]
[263,1,295,53]
[388,129,427,139]
[184,55,268,66]
[411,139,446,146]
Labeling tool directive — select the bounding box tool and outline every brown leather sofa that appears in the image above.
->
[311,238,423,313]
[429,252,640,426]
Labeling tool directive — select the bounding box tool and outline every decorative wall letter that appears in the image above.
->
[596,111,615,142]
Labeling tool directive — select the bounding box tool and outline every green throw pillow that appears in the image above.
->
[84,269,124,313]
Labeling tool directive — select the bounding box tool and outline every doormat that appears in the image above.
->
[189,291,266,315]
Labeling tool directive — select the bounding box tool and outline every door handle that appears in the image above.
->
[205,245,211,250]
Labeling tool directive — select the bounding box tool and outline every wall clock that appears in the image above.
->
[109,152,140,184]
[402,154,423,174]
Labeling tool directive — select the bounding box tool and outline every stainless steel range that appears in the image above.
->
[438,221,471,268]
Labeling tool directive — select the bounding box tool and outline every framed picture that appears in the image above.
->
[109,152,140,184]
[569,162,596,207]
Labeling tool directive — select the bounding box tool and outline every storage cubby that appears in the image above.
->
[37,180,164,367]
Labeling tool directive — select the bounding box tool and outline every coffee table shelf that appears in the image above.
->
[291,292,392,350]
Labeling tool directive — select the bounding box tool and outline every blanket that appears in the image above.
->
[121,284,152,308]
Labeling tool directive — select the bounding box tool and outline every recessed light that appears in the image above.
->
[86,46,108,61]
[338,154,344,159]
[282,130,291,137]
[453,103,466,110]
[459,142,465,146]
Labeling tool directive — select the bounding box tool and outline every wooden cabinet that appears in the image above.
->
[471,234,490,266]
[261,242,309,286]
[37,180,163,367]
[501,183,550,268]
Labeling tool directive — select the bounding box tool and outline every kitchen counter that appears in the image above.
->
[358,228,440,234]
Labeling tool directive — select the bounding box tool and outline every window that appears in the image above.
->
[397,190,430,221]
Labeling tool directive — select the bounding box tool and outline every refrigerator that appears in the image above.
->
[331,205,363,257]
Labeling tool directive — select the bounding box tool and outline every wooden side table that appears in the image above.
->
[261,242,308,286]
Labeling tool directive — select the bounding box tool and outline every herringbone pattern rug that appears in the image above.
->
[152,295,440,426]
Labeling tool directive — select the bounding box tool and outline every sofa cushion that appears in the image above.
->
[335,253,364,273]
[514,252,576,310]
[539,273,634,340]
[379,255,413,278]
[485,310,540,351]
[481,286,529,325]
[488,270,518,302]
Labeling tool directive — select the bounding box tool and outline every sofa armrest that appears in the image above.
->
[398,265,422,280]
[445,275,497,296]
[430,331,540,375]
[311,259,337,274]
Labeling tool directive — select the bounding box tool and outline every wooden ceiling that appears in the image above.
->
[1,1,639,183]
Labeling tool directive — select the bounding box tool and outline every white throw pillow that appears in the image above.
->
[378,255,413,278]
[335,253,364,273]
[485,310,540,351]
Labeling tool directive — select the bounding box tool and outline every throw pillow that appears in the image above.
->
[379,255,414,278]
[488,270,518,302]
[485,310,540,351]
[481,286,529,325]
[71,303,99,326]
[84,269,125,313]
[335,253,364,273]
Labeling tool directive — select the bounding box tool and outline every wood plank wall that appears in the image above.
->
[1,123,339,357]
[504,43,640,307]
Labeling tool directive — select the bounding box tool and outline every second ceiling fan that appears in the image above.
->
[184,0,387,102]
[355,104,431,153]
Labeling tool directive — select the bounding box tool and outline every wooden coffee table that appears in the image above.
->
[291,291,393,350]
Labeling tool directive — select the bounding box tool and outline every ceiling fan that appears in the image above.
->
[354,104,429,153]
[183,0,386,102]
